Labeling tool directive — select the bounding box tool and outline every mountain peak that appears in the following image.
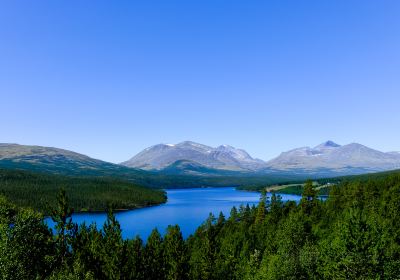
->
[267,140,400,173]
[315,140,341,149]
[216,144,235,150]
[122,141,263,171]
[177,141,198,146]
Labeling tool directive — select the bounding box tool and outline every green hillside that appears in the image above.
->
[0,158,308,189]
[0,168,166,214]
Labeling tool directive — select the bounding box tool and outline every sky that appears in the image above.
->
[1,1,399,163]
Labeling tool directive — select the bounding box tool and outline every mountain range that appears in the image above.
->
[122,140,400,176]
[265,141,400,174]
[1,141,400,182]
[0,143,300,188]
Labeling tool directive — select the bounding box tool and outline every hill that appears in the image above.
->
[0,168,166,214]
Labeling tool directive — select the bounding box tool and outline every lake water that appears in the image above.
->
[47,187,302,240]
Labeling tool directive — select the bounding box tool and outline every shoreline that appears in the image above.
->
[71,199,168,214]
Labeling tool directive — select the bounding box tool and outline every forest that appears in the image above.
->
[0,159,306,189]
[0,169,399,279]
[0,168,166,213]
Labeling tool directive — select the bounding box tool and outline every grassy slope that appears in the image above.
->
[0,168,166,214]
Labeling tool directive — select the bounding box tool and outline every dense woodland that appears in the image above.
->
[0,171,400,279]
[239,169,400,196]
[0,169,166,213]
[0,160,307,189]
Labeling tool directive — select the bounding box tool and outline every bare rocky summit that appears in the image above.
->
[121,141,265,171]
[122,140,400,175]
[265,141,400,173]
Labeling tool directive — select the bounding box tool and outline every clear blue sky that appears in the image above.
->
[1,1,399,163]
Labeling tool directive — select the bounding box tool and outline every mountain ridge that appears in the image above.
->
[0,143,308,189]
[1,141,400,180]
[265,141,400,172]
[121,141,265,171]
[123,140,400,176]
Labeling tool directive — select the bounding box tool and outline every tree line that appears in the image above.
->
[1,171,400,279]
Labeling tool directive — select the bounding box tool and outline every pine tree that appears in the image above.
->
[51,188,76,265]
[255,190,267,224]
[102,209,124,279]
[144,228,165,280]
[0,208,55,279]
[164,225,188,280]
[230,206,238,221]
[301,180,317,215]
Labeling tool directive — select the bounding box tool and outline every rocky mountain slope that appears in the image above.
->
[123,140,400,176]
[121,141,266,171]
[2,141,400,180]
[265,141,400,173]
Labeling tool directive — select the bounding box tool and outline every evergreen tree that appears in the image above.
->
[144,228,165,280]
[164,225,188,280]
[320,207,385,279]
[217,211,225,226]
[123,236,145,280]
[230,206,238,221]
[255,190,267,224]
[0,195,16,224]
[301,180,317,216]
[0,208,55,279]
[51,188,76,265]
[101,209,124,280]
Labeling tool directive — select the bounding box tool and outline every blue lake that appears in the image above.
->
[47,187,302,240]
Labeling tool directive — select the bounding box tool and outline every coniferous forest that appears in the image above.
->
[0,171,399,279]
[0,169,166,213]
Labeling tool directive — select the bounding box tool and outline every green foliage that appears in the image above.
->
[0,168,166,214]
[255,190,266,224]
[0,169,400,279]
[52,189,76,265]
[0,159,308,189]
[144,228,165,279]
[164,225,188,280]
[0,208,55,279]
[300,180,318,215]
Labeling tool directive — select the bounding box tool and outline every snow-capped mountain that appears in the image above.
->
[265,141,400,173]
[121,141,265,171]
[122,140,400,175]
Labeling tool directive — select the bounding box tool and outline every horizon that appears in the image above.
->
[1,1,400,163]
[2,139,399,164]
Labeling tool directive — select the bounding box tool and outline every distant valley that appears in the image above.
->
[1,141,400,213]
